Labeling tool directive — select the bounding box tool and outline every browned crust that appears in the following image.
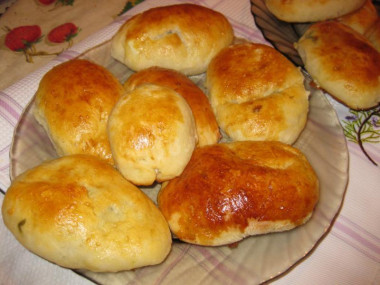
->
[158,141,319,246]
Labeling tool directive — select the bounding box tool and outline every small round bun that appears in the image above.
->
[158,141,319,246]
[108,83,197,186]
[336,0,378,35]
[2,155,172,272]
[265,0,366,23]
[295,21,380,110]
[34,59,124,165]
[124,67,221,146]
[365,18,380,52]
[111,4,234,75]
[207,43,309,144]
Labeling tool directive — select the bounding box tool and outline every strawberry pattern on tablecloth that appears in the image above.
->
[2,0,142,62]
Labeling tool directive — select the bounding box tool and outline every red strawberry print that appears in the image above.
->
[48,23,79,46]
[4,25,60,62]
[38,0,56,5]
[5,25,42,51]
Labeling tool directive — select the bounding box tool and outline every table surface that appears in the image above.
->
[0,0,379,284]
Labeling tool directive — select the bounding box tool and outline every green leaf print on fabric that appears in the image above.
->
[342,107,380,166]
[118,0,145,16]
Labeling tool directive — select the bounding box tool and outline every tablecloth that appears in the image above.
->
[0,0,379,284]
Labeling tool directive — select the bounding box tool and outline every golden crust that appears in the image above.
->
[111,4,234,75]
[124,67,221,146]
[108,83,197,186]
[336,0,378,35]
[265,0,367,23]
[158,141,319,246]
[207,43,309,144]
[34,59,124,165]
[296,21,380,110]
[2,155,172,272]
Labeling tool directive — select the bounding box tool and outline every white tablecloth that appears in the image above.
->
[0,0,379,284]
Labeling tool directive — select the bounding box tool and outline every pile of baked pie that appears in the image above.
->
[266,0,380,110]
[2,2,338,273]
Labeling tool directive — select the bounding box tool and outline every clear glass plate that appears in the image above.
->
[10,39,349,284]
